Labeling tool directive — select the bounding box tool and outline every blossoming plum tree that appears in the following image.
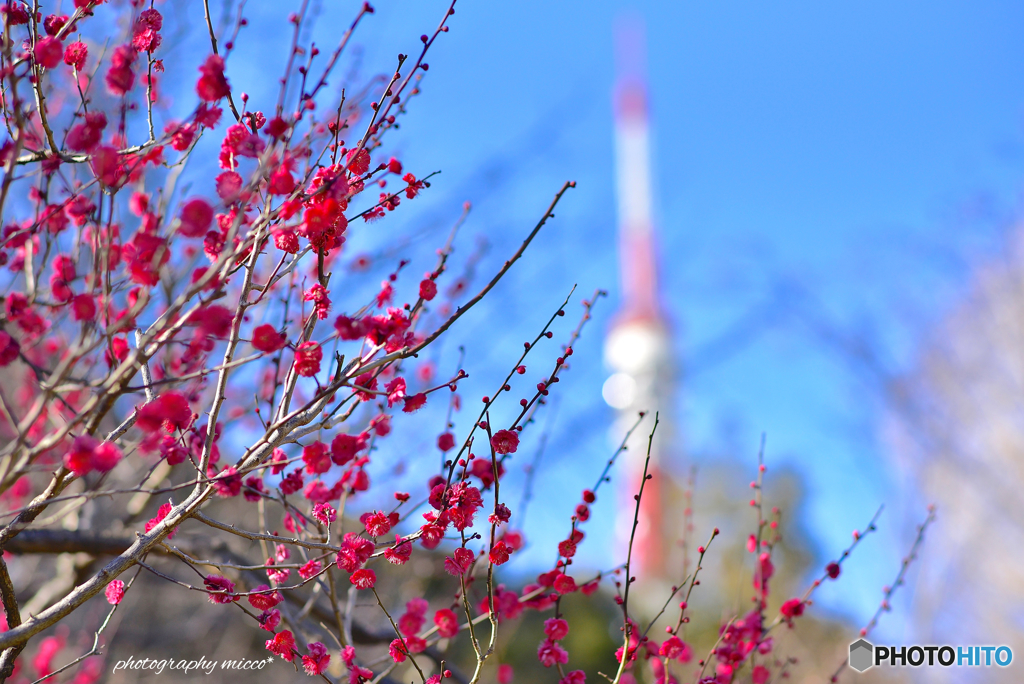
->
[0,2,933,684]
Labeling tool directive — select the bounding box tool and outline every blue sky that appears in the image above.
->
[201,0,1024,642]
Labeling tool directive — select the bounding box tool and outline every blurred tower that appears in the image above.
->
[603,16,679,587]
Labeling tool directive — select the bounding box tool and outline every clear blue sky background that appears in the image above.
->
[184,0,1024,644]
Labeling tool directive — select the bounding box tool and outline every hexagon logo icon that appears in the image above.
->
[849,639,874,672]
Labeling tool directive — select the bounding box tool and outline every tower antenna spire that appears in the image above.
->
[613,15,662,324]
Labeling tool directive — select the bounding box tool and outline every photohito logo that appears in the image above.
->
[848,639,1013,673]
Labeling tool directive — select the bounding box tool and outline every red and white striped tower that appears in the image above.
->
[603,16,678,587]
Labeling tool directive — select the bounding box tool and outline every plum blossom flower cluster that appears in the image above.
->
[0,2,934,684]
